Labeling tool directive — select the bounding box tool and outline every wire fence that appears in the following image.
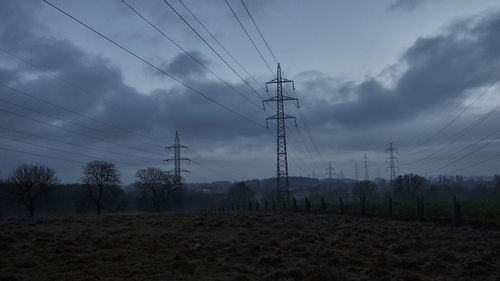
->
[212,196,500,230]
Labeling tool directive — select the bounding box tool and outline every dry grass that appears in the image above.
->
[1,212,500,281]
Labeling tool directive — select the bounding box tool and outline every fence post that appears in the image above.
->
[339,197,344,214]
[283,201,286,210]
[417,197,424,222]
[305,197,311,212]
[265,200,268,211]
[272,201,276,211]
[255,200,259,211]
[389,198,392,218]
[293,197,297,212]
[321,197,326,211]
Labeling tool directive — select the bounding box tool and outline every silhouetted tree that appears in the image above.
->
[226,181,254,206]
[393,174,426,201]
[135,167,173,212]
[7,164,58,217]
[81,161,121,216]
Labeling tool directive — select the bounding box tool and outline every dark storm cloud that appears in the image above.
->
[299,10,500,132]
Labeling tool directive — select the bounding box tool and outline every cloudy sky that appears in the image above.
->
[1,0,500,184]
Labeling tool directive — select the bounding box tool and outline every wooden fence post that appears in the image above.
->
[272,201,276,211]
[248,200,252,211]
[339,197,344,214]
[265,200,268,211]
[417,197,424,222]
[305,197,311,212]
[321,197,326,211]
[293,197,297,212]
[255,200,259,211]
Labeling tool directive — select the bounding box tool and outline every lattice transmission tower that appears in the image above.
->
[165,131,190,189]
[385,142,399,184]
[263,63,298,207]
[363,153,369,181]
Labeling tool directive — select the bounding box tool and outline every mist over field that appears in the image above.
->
[2,0,500,280]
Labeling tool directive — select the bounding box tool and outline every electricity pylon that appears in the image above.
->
[363,153,369,181]
[263,63,298,207]
[165,131,190,190]
[385,142,399,184]
[326,162,335,188]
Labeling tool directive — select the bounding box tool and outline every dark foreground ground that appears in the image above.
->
[1,212,500,281]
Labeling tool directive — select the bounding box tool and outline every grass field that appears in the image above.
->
[1,212,500,280]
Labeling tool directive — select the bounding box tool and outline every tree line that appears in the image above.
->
[0,161,183,217]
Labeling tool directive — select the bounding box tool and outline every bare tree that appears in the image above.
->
[135,167,173,212]
[8,164,58,217]
[81,161,121,216]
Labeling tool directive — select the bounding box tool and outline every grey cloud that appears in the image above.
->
[163,51,211,79]
[298,10,500,132]
[388,0,425,11]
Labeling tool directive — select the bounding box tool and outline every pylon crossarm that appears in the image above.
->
[263,97,278,103]
[282,95,298,101]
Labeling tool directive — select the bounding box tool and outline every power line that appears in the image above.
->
[0,146,87,165]
[440,148,500,175]
[41,0,264,129]
[224,0,274,76]
[405,76,500,154]
[0,107,160,156]
[120,0,261,110]
[160,0,265,101]
[240,0,278,64]
[0,83,162,148]
[424,129,500,176]
[0,47,167,145]
[0,125,163,162]
[0,135,154,167]
[408,105,499,165]
[0,93,160,150]
[175,0,267,93]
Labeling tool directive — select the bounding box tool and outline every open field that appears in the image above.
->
[1,213,500,281]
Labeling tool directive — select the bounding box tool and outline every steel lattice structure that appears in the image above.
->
[326,162,335,188]
[165,131,190,189]
[386,142,399,184]
[263,63,298,207]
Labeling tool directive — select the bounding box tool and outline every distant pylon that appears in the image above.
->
[326,162,335,188]
[385,142,399,184]
[363,153,369,181]
[165,131,190,189]
[263,63,298,207]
